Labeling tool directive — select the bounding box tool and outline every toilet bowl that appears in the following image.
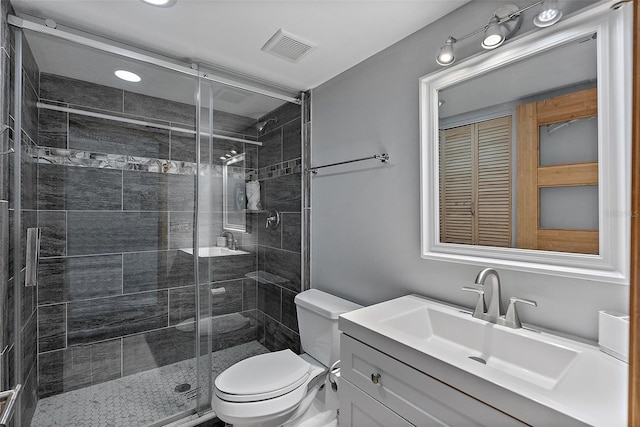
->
[211,289,361,427]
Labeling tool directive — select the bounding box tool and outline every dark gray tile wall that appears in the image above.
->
[67,291,169,345]
[69,114,171,159]
[34,73,272,400]
[38,164,123,211]
[0,14,40,426]
[122,327,195,376]
[38,255,123,304]
[40,73,123,111]
[66,211,169,255]
[254,101,303,353]
[37,304,66,352]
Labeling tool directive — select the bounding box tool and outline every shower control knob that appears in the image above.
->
[370,373,381,385]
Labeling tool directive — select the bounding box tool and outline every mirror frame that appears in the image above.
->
[419,1,632,284]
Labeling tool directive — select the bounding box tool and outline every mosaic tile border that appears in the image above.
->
[38,147,209,176]
[37,148,258,181]
[38,147,198,175]
[257,158,302,181]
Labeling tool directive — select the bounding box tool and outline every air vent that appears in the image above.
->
[261,29,317,63]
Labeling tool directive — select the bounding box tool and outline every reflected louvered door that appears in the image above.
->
[477,117,512,247]
[440,124,475,244]
[440,117,512,246]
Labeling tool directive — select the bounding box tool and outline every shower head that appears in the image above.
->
[255,117,277,133]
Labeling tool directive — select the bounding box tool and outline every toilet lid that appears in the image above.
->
[214,350,311,402]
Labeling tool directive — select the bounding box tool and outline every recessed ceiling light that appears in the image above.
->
[140,0,177,7]
[115,70,141,83]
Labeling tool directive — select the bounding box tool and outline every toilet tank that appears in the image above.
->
[294,289,362,367]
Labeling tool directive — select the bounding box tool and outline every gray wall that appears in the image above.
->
[310,0,627,341]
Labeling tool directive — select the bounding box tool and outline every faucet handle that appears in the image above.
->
[461,285,487,319]
[502,297,537,329]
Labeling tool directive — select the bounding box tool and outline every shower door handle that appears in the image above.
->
[25,228,41,287]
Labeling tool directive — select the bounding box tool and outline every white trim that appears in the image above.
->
[8,14,301,105]
[419,0,632,284]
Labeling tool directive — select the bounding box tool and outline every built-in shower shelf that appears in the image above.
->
[245,270,289,285]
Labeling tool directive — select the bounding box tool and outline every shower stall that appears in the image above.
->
[0,9,310,427]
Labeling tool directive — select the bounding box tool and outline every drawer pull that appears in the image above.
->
[371,373,381,384]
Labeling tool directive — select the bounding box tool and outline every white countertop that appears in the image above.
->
[339,294,628,427]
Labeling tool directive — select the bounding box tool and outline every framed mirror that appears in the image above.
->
[222,153,247,232]
[419,1,632,283]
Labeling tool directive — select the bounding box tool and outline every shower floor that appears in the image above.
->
[31,341,269,427]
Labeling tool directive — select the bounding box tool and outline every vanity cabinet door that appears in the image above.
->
[339,378,413,427]
[341,334,527,427]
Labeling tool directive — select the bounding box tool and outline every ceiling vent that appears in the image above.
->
[261,29,317,63]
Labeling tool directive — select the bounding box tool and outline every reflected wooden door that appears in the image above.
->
[516,88,599,254]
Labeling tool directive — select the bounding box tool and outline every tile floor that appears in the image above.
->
[31,341,269,427]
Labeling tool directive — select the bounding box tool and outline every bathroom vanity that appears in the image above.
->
[338,295,627,427]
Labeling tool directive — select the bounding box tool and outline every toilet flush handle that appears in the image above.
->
[329,360,341,391]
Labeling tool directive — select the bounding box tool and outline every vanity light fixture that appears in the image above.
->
[481,16,506,49]
[114,70,141,83]
[533,0,563,27]
[435,0,563,66]
[436,37,456,66]
[140,0,177,7]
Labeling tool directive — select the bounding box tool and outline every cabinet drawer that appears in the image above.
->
[339,377,413,427]
[341,334,527,427]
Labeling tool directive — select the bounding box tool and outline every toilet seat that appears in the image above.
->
[212,353,327,426]
[215,350,311,402]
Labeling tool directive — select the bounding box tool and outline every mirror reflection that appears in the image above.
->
[437,33,598,254]
[223,153,247,232]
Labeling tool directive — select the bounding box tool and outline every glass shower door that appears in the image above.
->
[14,27,207,426]
[6,16,304,427]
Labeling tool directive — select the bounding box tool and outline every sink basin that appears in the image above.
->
[379,302,579,389]
[338,294,627,427]
[180,246,250,258]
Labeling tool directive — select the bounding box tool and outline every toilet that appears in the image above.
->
[211,289,362,427]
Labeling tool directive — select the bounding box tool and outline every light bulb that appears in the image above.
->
[482,17,505,49]
[436,37,456,66]
[534,0,563,27]
[114,70,141,83]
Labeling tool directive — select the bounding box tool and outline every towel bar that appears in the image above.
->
[308,153,389,174]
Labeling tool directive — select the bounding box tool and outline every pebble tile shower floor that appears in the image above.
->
[31,341,269,427]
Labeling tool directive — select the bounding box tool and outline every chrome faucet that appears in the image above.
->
[474,268,503,322]
[462,268,537,328]
[461,268,502,322]
[220,231,237,250]
[502,297,538,329]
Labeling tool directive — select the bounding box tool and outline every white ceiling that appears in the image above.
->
[11,0,470,94]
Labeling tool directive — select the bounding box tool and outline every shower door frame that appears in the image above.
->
[8,14,303,427]
[7,15,301,105]
[11,26,24,427]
